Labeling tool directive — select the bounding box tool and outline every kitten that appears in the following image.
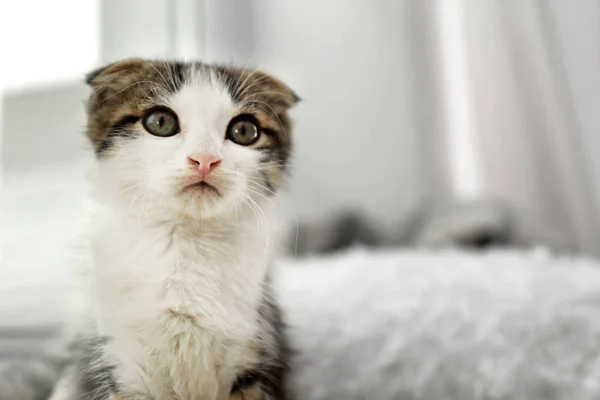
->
[2,59,298,400]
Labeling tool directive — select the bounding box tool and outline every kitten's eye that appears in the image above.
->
[226,117,260,146]
[142,107,179,137]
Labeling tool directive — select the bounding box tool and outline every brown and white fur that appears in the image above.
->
[4,59,298,400]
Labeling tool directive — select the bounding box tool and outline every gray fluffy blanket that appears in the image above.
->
[277,248,600,400]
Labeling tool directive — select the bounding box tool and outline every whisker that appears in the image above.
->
[167,61,182,92]
[238,74,274,99]
[245,186,274,206]
[234,69,259,100]
[229,52,258,98]
[141,86,160,103]
[242,191,271,258]
[229,66,252,101]
[246,179,278,197]
[119,182,148,195]
[240,193,261,236]
[241,90,290,101]
[243,163,292,172]
[247,177,300,256]
[144,60,172,92]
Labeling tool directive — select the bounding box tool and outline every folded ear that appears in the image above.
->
[85,58,146,87]
[250,71,301,110]
[85,63,114,85]
[265,73,301,108]
[217,66,300,112]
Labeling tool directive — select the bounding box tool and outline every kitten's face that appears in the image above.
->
[86,60,298,219]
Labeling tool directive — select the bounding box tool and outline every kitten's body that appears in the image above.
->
[2,59,297,400]
[63,210,279,399]
[93,213,267,397]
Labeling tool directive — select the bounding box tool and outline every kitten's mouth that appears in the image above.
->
[182,181,221,196]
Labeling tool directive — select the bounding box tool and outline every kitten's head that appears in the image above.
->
[85,59,298,219]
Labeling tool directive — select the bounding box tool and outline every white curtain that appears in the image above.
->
[409,0,600,256]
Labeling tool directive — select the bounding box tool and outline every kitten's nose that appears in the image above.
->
[188,154,222,178]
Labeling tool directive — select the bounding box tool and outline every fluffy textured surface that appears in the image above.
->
[4,245,600,399]
[277,247,600,400]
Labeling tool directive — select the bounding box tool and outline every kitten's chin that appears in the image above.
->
[99,180,242,220]
[179,199,234,220]
[171,189,239,220]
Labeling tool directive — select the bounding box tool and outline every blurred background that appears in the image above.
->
[1,0,600,353]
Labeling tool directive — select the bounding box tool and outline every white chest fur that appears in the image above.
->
[89,209,273,400]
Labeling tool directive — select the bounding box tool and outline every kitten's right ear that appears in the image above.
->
[85,63,114,85]
[85,59,145,87]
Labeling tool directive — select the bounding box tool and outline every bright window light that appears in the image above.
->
[0,0,99,92]
[437,0,482,199]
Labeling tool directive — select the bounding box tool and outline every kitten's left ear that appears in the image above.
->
[257,71,301,110]
[270,76,301,109]
[223,67,300,111]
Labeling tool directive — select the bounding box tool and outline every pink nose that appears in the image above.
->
[188,154,222,178]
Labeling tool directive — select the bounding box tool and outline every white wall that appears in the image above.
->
[0,1,98,92]
[100,0,174,62]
